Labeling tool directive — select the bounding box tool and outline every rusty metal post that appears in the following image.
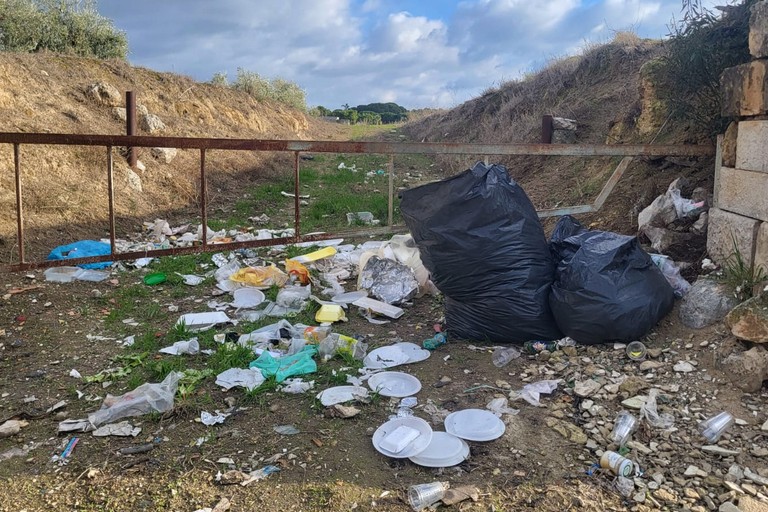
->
[388,154,394,227]
[541,115,553,144]
[107,146,116,256]
[294,151,301,239]
[126,91,137,168]
[13,143,25,263]
[200,148,208,248]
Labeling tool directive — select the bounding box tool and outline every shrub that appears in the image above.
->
[0,0,128,59]
[231,68,307,111]
[652,0,755,136]
[209,72,228,87]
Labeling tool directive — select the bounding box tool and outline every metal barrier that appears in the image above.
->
[0,132,715,271]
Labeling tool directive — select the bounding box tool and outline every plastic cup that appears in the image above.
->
[492,346,521,368]
[626,341,647,361]
[407,481,449,511]
[698,411,734,443]
[610,411,637,446]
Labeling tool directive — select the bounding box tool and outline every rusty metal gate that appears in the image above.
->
[0,132,716,272]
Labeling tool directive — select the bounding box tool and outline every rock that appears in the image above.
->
[751,446,768,457]
[751,0,768,58]
[736,496,768,512]
[441,486,479,506]
[741,483,757,496]
[545,417,588,444]
[724,481,744,494]
[648,347,664,358]
[620,376,650,395]
[653,488,677,503]
[140,113,166,133]
[627,440,652,455]
[719,503,741,512]
[744,467,768,486]
[722,347,768,393]
[0,419,28,437]
[151,147,178,163]
[679,279,740,329]
[762,420,768,431]
[633,491,646,503]
[640,360,664,371]
[86,82,122,106]
[702,445,741,456]
[685,465,704,477]
[622,395,647,410]
[726,295,768,343]
[112,106,127,121]
[674,361,695,373]
[574,379,603,397]
[684,488,700,499]
[122,167,143,193]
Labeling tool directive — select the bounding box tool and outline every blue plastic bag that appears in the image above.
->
[48,240,112,269]
[250,346,317,383]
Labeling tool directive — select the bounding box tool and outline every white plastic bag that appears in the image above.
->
[640,388,674,429]
[88,372,181,427]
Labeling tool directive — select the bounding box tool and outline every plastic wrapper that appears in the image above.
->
[230,265,288,288]
[639,388,674,429]
[276,285,311,308]
[510,379,560,407]
[549,216,675,344]
[650,254,691,297]
[317,333,368,362]
[400,162,561,343]
[359,256,418,304]
[88,371,181,427]
[285,259,310,284]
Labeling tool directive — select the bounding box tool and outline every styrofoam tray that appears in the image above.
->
[372,417,433,458]
[444,409,505,442]
[367,371,421,397]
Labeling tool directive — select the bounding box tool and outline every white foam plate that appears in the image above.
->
[409,432,470,468]
[232,287,266,308]
[316,385,369,406]
[332,290,368,304]
[372,417,433,458]
[363,346,410,369]
[444,409,506,442]
[393,342,431,363]
[367,371,422,398]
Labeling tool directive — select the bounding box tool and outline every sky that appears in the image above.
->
[98,0,723,110]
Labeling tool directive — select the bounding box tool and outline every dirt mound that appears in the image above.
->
[0,52,343,263]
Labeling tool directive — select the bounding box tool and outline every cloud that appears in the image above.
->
[98,0,729,110]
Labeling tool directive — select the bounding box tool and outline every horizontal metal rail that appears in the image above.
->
[0,132,715,272]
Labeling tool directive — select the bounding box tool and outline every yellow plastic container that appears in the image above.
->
[315,304,347,323]
[290,246,337,264]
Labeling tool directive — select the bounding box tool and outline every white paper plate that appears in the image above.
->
[363,346,410,369]
[316,385,369,406]
[444,409,506,442]
[232,287,266,308]
[367,372,422,397]
[372,417,433,458]
[409,432,470,467]
[332,290,368,304]
[393,342,431,363]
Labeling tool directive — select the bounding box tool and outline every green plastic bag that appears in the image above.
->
[250,346,317,383]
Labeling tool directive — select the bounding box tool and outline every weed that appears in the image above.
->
[206,343,256,374]
[721,235,767,300]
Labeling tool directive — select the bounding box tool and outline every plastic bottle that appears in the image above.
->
[303,326,331,343]
[600,451,634,477]
[492,346,521,367]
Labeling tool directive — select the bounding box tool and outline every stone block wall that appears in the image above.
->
[710,1,768,273]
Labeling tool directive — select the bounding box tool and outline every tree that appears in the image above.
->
[0,0,128,59]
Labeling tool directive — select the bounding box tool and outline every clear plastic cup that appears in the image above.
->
[492,346,521,368]
[698,411,734,443]
[610,411,637,446]
[626,341,647,361]
[407,481,449,511]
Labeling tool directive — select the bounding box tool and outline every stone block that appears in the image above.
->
[755,222,768,273]
[722,121,737,168]
[720,61,768,117]
[750,0,768,58]
[707,208,759,267]
[718,167,768,222]
[736,120,768,172]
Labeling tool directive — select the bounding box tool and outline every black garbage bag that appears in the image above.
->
[549,216,675,344]
[400,162,561,343]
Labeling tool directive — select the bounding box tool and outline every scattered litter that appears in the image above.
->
[215,368,266,391]
[315,304,347,323]
[47,240,112,269]
[159,338,200,355]
[359,256,418,304]
[0,446,31,461]
[46,400,67,414]
[92,421,141,437]
[280,191,309,199]
[176,273,205,286]
[250,346,317,382]
[510,379,560,407]
[318,333,367,362]
[650,254,691,297]
[176,312,231,332]
[346,211,378,225]
[217,465,280,486]
[120,335,135,347]
[422,332,447,351]
[353,297,404,319]
[279,378,314,394]
[69,369,82,379]
[230,265,288,288]
[231,287,266,309]
[273,424,300,435]
[639,389,674,429]
[118,443,154,455]
[326,404,361,418]
[289,246,337,264]
[88,371,181,427]
[58,419,93,433]
[200,411,230,426]
[55,436,79,464]
[486,397,519,417]
[316,385,369,406]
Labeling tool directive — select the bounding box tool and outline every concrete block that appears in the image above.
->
[707,208,759,267]
[750,0,768,58]
[720,61,768,117]
[718,167,768,222]
[755,222,768,273]
[736,120,768,172]
[722,121,738,168]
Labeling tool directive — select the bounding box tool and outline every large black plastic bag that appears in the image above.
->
[400,162,562,343]
[549,216,675,344]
